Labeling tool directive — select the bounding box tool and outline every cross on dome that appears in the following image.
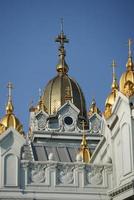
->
[55,18,69,46]
[128,39,133,57]
[7,82,13,101]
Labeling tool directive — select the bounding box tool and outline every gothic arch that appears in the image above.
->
[4,153,18,186]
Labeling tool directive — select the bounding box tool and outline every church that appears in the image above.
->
[0,25,134,200]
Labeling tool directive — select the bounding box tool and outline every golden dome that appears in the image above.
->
[43,27,87,118]
[120,39,134,97]
[104,60,119,119]
[88,99,101,116]
[44,74,87,117]
[0,82,24,135]
[105,89,118,106]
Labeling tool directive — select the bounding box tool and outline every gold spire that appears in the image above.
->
[104,60,118,119]
[77,120,91,163]
[119,39,134,97]
[6,82,14,114]
[111,60,118,91]
[126,39,134,71]
[0,82,24,135]
[55,19,69,74]
[36,88,47,112]
[88,98,101,116]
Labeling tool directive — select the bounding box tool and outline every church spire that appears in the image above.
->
[0,82,24,135]
[36,88,47,112]
[6,82,14,114]
[55,18,69,74]
[126,39,134,71]
[77,120,91,163]
[111,60,118,91]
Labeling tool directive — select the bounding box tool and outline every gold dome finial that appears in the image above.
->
[6,82,14,114]
[55,19,69,74]
[88,98,101,116]
[126,39,133,71]
[36,88,47,112]
[128,39,132,58]
[0,82,24,135]
[104,61,118,119]
[77,120,91,163]
[111,60,118,91]
[119,39,134,97]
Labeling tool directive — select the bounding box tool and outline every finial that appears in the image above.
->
[88,98,101,117]
[77,120,91,163]
[36,88,47,112]
[126,39,134,71]
[60,18,64,33]
[81,120,87,147]
[6,82,14,114]
[128,39,132,58]
[112,60,116,75]
[55,20,69,74]
[111,60,118,91]
[7,82,13,101]
[55,19,69,46]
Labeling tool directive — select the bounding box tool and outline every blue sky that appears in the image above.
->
[0,0,134,132]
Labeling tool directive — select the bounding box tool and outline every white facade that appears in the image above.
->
[0,89,134,200]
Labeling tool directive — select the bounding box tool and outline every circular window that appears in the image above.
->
[64,116,73,125]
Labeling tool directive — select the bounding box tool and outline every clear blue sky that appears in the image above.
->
[0,0,134,132]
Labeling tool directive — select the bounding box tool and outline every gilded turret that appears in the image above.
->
[104,60,119,119]
[88,98,101,117]
[77,121,91,163]
[120,39,134,97]
[0,82,24,135]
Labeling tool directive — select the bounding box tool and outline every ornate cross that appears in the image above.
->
[55,18,69,46]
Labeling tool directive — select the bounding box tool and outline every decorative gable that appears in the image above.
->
[57,101,80,132]
[0,127,25,188]
[89,113,102,134]
[35,110,49,130]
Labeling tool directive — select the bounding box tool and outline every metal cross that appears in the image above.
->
[7,82,13,101]
[128,39,133,57]
[55,19,69,45]
[111,59,116,77]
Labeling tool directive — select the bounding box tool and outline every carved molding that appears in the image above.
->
[29,163,47,183]
[86,165,103,185]
[56,164,74,184]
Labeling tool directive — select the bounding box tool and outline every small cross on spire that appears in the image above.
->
[128,39,133,57]
[112,59,116,77]
[55,19,69,46]
[7,82,13,101]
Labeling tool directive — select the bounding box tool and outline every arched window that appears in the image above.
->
[4,154,18,186]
